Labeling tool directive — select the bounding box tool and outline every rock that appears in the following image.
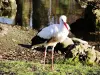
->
[57,37,100,65]
[55,37,74,55]
[85,46,96,65]
[71,44,86,59]
[72,37,88,45]
[61,37,74,48]
[95,51,100,64]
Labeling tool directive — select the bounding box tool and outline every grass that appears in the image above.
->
[0,59,100,75]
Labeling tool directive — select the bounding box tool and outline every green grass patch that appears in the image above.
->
[0,60,100,75]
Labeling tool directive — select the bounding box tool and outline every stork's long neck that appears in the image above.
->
[60,21,69,31]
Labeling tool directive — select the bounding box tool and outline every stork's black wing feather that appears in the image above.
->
[31,35,48,46]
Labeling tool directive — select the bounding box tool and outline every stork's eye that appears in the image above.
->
[61,19,64,22]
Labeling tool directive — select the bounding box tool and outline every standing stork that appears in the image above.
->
[31,15,70,70]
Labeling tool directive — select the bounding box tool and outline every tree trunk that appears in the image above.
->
[15,0,32,26]
[32,0,48,30]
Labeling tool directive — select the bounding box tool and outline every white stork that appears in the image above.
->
[31,15,70,70]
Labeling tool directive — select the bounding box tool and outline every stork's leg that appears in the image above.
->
[51,46,54,70]
[44,46,47,67]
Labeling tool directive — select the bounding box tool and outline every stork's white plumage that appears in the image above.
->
[31,15,70,70]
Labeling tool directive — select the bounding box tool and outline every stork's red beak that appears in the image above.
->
[64,22,68,30]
